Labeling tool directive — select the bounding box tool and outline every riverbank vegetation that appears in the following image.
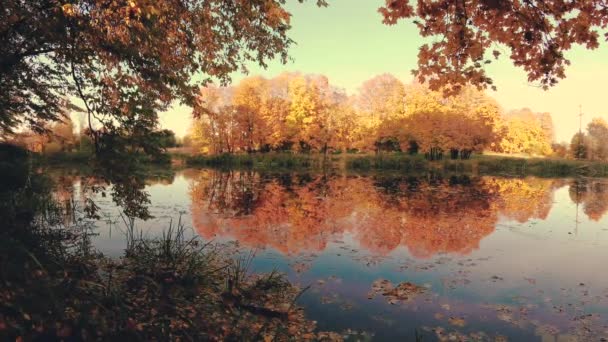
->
[185,152,330,170]
[5,116,180,166]
[184,152,608,177]
[345,153,606,177]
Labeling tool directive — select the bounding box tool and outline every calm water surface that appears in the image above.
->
[50,168,608,341]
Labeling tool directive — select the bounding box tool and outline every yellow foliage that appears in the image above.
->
[189,74,553,158]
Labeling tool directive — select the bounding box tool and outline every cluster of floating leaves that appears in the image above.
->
[368,279,428,305]
[423,326,507,342]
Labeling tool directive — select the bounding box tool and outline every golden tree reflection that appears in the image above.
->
[568,179,608,221]
[486,177,555,223]
[395,177,499,258]
[189,171,562,258]
[190,171,344,254]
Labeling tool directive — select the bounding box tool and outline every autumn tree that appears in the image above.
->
[232,77,268,153]
[192,73,346,154]
[444,86,501,158]
[570,132,588,160]
[537,112,555,143]
[355,74,407,152]
[192,85,237,154]
[1,0,326,154]
[285,76,308,149]
[404,109,453,160]
[586,118,608,161]
[379,0,608,93]
[505,109,554,139]
[493,109,553,156]
[327,97,360,152]
[306,76,350,154]
[154,129,177,149]
[552,142,569,159]
[47,116,77,153]
[260,73,294,150]
[285,75,321,151]
[399,84,501,159]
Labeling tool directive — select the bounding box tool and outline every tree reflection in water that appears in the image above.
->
[569,178,608,221]
[189,171,593,257]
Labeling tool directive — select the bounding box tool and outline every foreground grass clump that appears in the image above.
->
[1,219,340,341]
[185,152,332,170]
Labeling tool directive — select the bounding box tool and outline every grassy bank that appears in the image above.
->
[36,150,173,166]
[474,156,608,177]
[182,151,608,177]
[347,154,608,177]
[184,152,336,170]
[25,144,608,178]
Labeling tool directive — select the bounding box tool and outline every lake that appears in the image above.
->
[49,167,608,341]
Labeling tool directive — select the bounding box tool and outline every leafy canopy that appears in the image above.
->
[1,0,326,146]
[379,0,608,93]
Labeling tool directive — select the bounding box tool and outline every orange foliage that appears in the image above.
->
[189,171,559,258]
[493,109,553,155]
[378,0,608,92]
[569,179,608,221]
[191,74,551,158]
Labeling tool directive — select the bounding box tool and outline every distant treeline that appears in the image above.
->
[5,117,180,164]
[188,73,555,160]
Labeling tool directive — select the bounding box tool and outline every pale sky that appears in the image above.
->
[159,0,608,143]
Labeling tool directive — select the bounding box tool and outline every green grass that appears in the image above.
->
[34,147,608,178]
[35,149,173,166]
[36,150,93,164]
[185,152,333,170]
[329,153,608,177]
[182,152,608,177]
[345,153,429,172]
[476,156,608,177]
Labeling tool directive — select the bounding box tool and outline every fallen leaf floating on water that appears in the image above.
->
[448,317,467,327]
[370,315,395,326]
[428,326,502,342]
[368,279,427,304]
[340,303,354,311]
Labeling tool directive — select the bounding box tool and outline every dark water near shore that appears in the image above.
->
[50,168,608,341]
